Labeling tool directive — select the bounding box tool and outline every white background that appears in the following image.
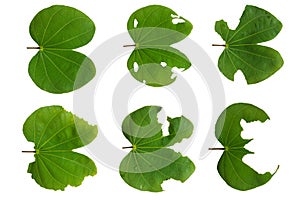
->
[1,0,298,199]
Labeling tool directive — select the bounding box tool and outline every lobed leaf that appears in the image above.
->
[28,5,96,93]
[214,103,279,191]
[215,5,283,84]
[126,5,193,87]
[23,106,98,190]
[120,106,195,192]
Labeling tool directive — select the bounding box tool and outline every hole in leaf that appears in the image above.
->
[134,19,138,28]
[170,14,178,18]
[170,67,184,79]
[157,109,169,136]
[133,62,139,72]
[157,109,166,125]
[160,62,167,67]
[172,18,186,24]
[172,67,185,73]
[170,73,177,79]
[171,13,185,24]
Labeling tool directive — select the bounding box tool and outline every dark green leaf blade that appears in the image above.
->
[214,103,278,191]
[120,149,194,192]
[215,5,283,84]
[216,103,269,146]
[215,20,233,42]
[28,5,96,93]
[120,106,195,192]
[23,106,98,190]
[218,150,278,191]
[218,45,283,83]
[228,5,282,44]
[28,152,96,191]
[126,5,192,87]
[164,116,194,146]
[128,47,191,87]
[122,106,162,144]
[127,5,192,45]
[30,5,95,49]
[28,50,95,94]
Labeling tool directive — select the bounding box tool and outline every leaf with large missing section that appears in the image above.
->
[28,5,96,93]
[119,106,195,192]
[214,5,283,84]
[213,103,279,191]
[23,106,98,190]
[126,5,193,87]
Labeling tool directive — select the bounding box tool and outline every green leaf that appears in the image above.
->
[126,5,193,87]
[213,103,279,191]
[28,5,96,93]
[23,106,98,190]
[214,5,284,84]
[119,106,195,192]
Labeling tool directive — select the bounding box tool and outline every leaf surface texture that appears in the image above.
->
[29,5,96,93]
[119,106,195,192]
[23,106,98,190]
[215,5,283,84]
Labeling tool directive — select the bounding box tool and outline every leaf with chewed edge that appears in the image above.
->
[120,106,195,192]
[213,103,279,191]
[23,105,98,190]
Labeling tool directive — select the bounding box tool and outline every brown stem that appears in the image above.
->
[212,44,226,47]
[123,44,136,47]
[122,146,133,149]
[27,47,40,49]
[22,150,36,153]
[208,148,225,150]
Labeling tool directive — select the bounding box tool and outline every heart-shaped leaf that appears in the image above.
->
[28,5,96,93]
[214,5,284,84]
[211,103,279,191]
[23,106,98,190]
[120,106,195,192]
[126,5,193,87]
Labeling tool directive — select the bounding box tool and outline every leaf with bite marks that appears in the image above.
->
[211,103,279,191]
[23,106,98,190]
[214,5,283,84]
[120,106,195,192]
[126,5,193,87]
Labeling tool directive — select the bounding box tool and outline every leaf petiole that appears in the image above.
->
[122,146,133,149]
[212,44,226,47]
[208,148,226,150]
[22,150,36,153]
[27,47,40,49]
[123,44,136,47]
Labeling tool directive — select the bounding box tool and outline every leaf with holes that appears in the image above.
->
[211,103,279,191]
[28,5,96,93]
[126,5,193,87]
[23,106,98,190]
[119,106,195,192]
[214,5,284,84]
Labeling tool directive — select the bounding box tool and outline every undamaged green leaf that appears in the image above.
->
[28,5,96,93]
